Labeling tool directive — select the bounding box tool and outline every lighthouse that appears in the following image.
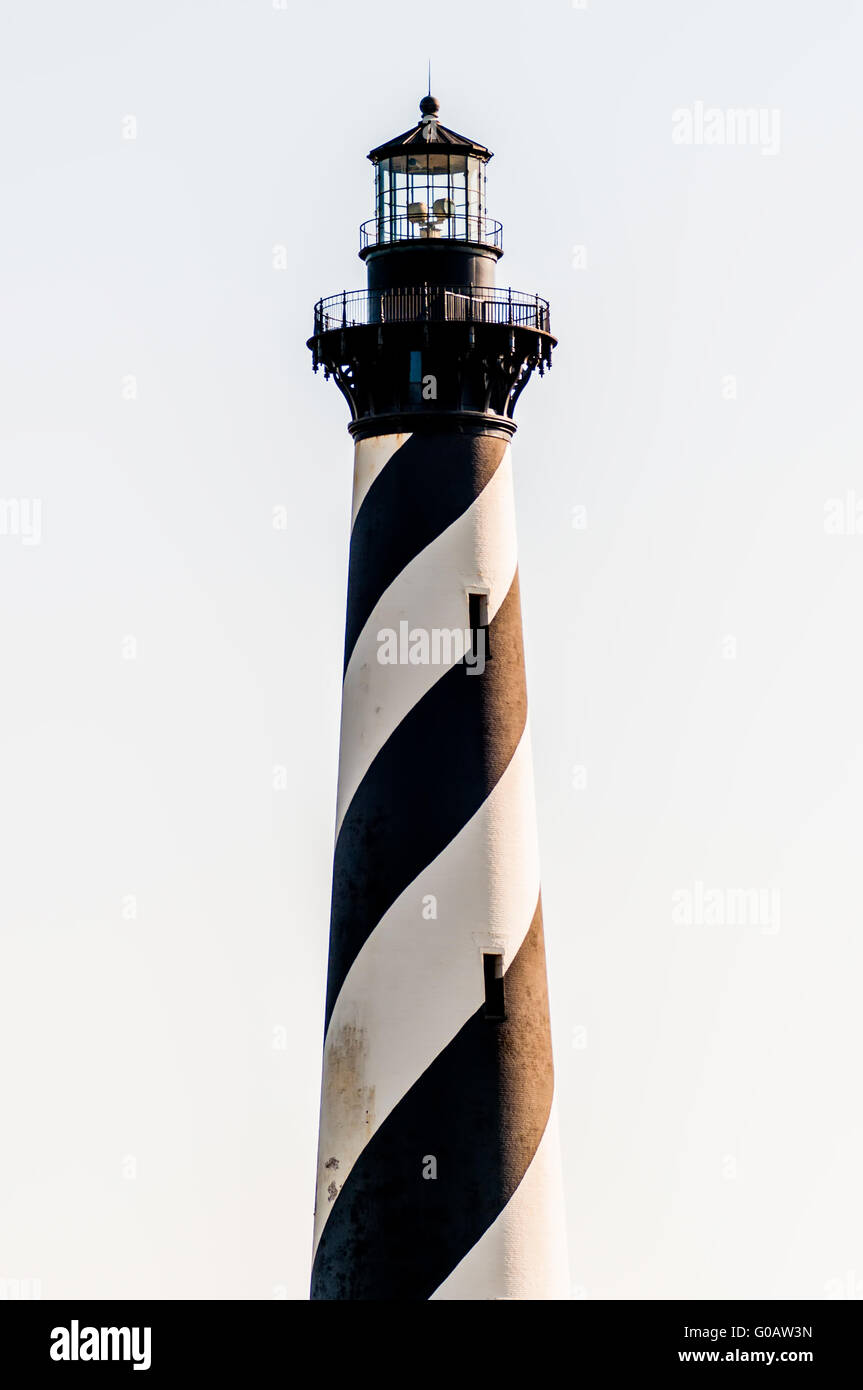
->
[308,94,569,1300]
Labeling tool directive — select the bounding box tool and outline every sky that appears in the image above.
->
[1,0,862,1300]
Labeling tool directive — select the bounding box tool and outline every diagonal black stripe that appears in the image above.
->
[344,431,508,673]
[325,573,527,1033]
[311,897,555,1301]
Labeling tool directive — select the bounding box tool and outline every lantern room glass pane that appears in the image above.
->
[467,158,481,214]
[372,150,491,244]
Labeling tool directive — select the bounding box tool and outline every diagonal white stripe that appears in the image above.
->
[313,728,541,1255]
[335,443,517,836]
[429,1104,570,1300]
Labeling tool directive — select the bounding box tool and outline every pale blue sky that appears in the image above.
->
[1,0,861,1298]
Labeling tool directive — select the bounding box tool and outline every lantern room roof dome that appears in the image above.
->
[368,97,493,163]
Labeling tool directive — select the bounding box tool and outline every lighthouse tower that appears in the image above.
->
[308,95,568,1301]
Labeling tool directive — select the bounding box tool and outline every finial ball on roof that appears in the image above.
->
[420,95,440,117]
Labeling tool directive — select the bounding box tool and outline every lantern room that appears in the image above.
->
[360,96,502,253]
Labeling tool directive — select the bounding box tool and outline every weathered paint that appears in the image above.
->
[311,430,569,1299]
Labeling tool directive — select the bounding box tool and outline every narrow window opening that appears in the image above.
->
[408,349,423,405]
[468,591,491,663]
[483,953,505,1020]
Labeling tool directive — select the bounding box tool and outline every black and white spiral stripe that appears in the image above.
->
[312,429,568,1300]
